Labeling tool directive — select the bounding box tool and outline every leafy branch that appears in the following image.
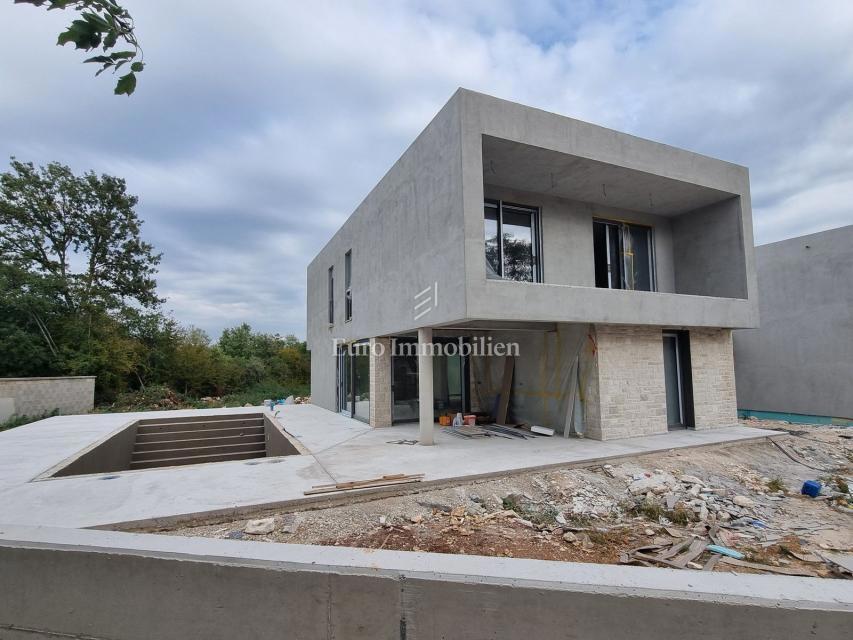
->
[14,0,143,96]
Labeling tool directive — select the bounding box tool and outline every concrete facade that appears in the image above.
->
[0,376,95,421]
[734,225,853,420]
[307,90,758,440]
[1,525,850,640]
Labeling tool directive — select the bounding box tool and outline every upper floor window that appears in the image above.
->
[593,219,655,291]
[484,200,541,282]
[344,250,352,322]
[328,265,334,324]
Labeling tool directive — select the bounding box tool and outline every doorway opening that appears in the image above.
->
[336,341,370,423]
[390,337,470,424]
[663,330,694,430]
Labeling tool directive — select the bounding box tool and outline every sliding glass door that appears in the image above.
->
[483,200,541,282]
[337,342,369,423]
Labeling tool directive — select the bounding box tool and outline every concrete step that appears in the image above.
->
[131,440,266,462]
[135,426,265,442]
[136,418,264,436]
[133,433,265,452]
[135,413,264,426]
[128,448,266,470]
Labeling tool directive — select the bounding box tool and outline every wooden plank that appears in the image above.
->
[310,474,424,490]
[304,477,423,495]
[632,552,686,570]
[495,356,515,425]
[673,539,707,568]
[717,557,816,577]
[703,555,721,571]
[657,538,693,559]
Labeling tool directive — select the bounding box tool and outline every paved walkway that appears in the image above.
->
[0,404,780,528]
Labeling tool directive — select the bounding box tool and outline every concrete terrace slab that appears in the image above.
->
[0,404,780,529]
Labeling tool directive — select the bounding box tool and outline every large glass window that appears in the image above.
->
[483,200,540,282]
[337,341,369,423]
[593,219,655,291]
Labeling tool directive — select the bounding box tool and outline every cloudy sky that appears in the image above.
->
[1,1,851,339]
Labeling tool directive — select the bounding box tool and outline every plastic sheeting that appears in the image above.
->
[466,324,597,434]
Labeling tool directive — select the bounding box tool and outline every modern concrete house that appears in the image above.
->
[734,225,853,424]
[307,89,758,443]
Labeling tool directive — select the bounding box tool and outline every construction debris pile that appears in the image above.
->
[151,421,852,579]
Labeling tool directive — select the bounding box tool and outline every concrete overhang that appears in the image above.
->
[482,135,737,216]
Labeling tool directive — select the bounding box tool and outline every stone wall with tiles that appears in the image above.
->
[0,376,95,420]
[589,325,668,440]
[368,338,392,427]
[689,329,738,428]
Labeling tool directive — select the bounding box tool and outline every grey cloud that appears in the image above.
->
[1,0,851,339]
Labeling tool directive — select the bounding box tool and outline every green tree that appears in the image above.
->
[0,158,162,398]
[218,323,255,359]
[15,0,144,95]
[0,158,161,313]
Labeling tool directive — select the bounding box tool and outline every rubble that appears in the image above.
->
[153,419,851,578]
[243,518,276,535]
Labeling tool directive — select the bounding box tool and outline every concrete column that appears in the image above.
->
[417,327,434,446]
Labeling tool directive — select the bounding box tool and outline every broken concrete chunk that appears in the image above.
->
[562,531,578,543]
[280,514,300,533]
[733,495,755,508]
[410,514,423,524]
[680,474,702,484]
[244,517,276,535]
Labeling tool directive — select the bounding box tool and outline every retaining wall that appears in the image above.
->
[0,525,850,640]
[0,376,95,420]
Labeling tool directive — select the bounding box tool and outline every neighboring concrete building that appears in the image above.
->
[734,225,853,423]
[307,89,758,442]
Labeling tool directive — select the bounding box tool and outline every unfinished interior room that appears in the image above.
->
[307,88,759,443]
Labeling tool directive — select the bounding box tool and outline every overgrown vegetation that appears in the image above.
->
[766,477,787,493]
[0,409,59,432]
[0,159,310,414]
[632,498,693,525]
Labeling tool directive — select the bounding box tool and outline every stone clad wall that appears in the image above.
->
[690,329,738,428]
[592,325,668,440]
[369,338,392,427]
[0,377,95,419]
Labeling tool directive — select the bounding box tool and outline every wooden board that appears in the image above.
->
[495,356,515,425]
[304,473,424,495]
[304,476,423,495]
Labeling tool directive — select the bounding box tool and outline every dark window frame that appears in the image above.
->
[484,199,543,283]
[344,250,352,322]
[592,218,657,292]
[337,340,370,424]
[327,265,335,324]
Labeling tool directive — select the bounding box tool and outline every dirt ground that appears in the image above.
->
[146,419,852,578]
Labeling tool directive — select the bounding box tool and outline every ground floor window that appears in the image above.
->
[337,341,369,422]
[390,337,470,423]
[593,219,655,291]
